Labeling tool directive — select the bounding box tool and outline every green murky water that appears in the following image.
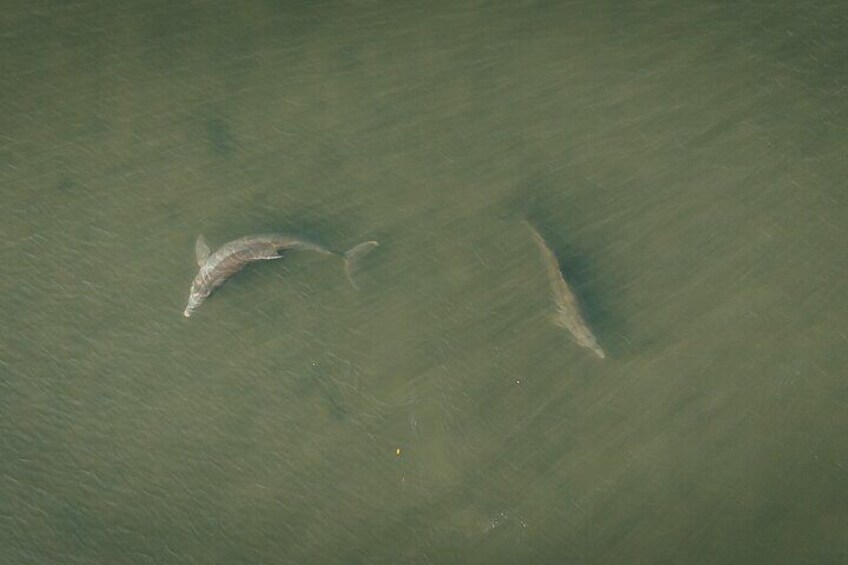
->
[2,2,846,563]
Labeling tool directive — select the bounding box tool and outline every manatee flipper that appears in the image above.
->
[343,241,379,290]
[195,234,211,266]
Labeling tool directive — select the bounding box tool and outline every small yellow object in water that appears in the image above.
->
[395,447,401,456]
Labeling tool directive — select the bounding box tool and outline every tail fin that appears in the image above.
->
[343,241,379,289]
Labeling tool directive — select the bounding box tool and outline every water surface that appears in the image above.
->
[2,2,847,563]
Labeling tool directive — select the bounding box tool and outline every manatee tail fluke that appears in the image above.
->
[343,241,379,289]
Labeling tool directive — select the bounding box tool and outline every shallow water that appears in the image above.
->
[2,2,847,564]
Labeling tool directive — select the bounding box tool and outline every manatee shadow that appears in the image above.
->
[205,115,239,157]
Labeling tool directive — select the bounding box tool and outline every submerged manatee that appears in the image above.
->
[525,221,605,359]
[184,233,378,317]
